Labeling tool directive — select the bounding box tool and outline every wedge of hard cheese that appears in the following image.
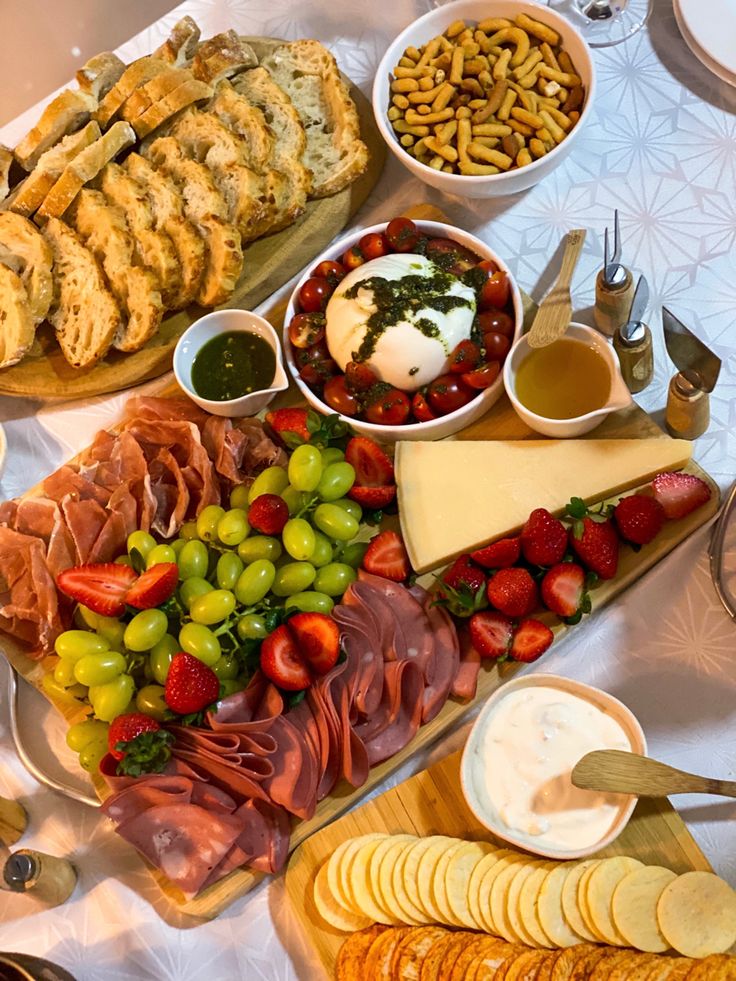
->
[396,438,693,573]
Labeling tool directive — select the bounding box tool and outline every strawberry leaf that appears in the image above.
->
[566,497,588,519]
[115,729,174,777]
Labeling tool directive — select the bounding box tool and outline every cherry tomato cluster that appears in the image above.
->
[287,217,516,427]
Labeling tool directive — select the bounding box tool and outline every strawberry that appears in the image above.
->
[108,712,161,760]
[568,516,619,580]
[164,652,220,714]
[438,555,488,617]
[469,611,513,659]
[348,484,396,509]
[487,567,538,618]
[125,562,178,609]
[510,618,554,662]
[651,471,712,520]
[541,562,589,622]
[345,436,395,487]
[362,530,410,582]
[248,493,289,535]
[56,562,137,617]
[471,537,521,569]
[288,612,340,675]
[520,508,568,567]
[260,624,311,691]
[265,407,311,444]
[613,494,665,546]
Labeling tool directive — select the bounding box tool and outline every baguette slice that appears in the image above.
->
[154,16,201,66]
[14,89,97,171]
[42,217,121,368]
[121,67,194,121]
[191,31,257,84]
[69,189,163,352]
[195,214,243,306]
[36,121,136,221]
[0,146,12,204]
[76,52,126,100]
[260,40,368,198]
[144,135,229,219]
[0,212,53,323]
[132,77,214,138]
[0,264,35,368]
[95,56,170,128]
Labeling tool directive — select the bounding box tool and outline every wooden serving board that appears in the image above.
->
[284,749,716,978]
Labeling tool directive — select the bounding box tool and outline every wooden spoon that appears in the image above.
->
[527,229,586,349]
[572,750,736,798]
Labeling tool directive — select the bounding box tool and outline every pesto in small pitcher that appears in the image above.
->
[191,331,276,401]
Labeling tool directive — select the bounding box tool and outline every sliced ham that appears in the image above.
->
[101,775,194,825]
[422,604,460,723]
[452,629,481,701]
[354,659,424,766]
[0,527,65,657]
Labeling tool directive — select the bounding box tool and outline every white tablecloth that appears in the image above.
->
[0,1,735,977]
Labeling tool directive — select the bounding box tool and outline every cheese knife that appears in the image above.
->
[662,308,721,392]
[619,274,649,341]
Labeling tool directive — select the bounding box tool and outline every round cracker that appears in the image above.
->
[585,856,643,946]
[335,924,387,980]
[518,861,556,948]
[366,925,412,977]
[657,871,736,958]
[644,956,693,981]
[569,947,620,980]
[346,835,405,925]
[536,949,565,981]
[490,858,534,943]
[561,860,601,943]
[414,836,458,923]
[468,848,514,933]
[417,932,458,981]
[400,837,440,918]
[376,839,424,925]
[548,943,598,981]
[420,930,478,981]
[538,864,586,949]
[472,942,527,981]
[507,860,547,947]
[393,925,447,980]
[588,950,641,979]
[611,865,677,953]
[504,948,548,980]
[679,953,732,980]
[431,840,465,926]
[477,851,520,935]
[446,840,496,929]
[576,860,604,940]
[329,834,384,914]
[313,861,373,932]
[369,835,416,921]
[447,934,496,981]
[392,839,434,925]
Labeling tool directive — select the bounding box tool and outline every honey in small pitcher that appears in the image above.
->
[515,338,611,420]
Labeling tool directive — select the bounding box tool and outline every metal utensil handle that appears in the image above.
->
[7,665,101,809]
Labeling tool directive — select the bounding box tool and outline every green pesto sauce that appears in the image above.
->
[342,264,474,363]
[191,331,275,401]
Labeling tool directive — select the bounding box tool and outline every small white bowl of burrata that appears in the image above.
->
[461,674,646,861]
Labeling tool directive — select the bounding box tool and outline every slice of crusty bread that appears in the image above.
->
[260,40,368,198]
[121,67,193,122]
[0,263,35,368]
[154,16,201,66]
[14,89,98,172]
[132,77,214,138]
[35,121,136,221]
[194,214,243,306]
[191,32,257,85]
[69,189,163,352]
[94,56,170,129]
[0,146,12,204]
[42,217,121,368]
[76,52,126,100]
[0,212,53,323]
[144,135,228,220]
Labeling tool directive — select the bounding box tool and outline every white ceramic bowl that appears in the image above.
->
[373,0,595,198]
[503,322,632,437]
[284,219,522,443]
[461,673,647,860]
[174,309,288,417]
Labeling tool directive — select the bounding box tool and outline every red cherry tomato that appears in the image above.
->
[462,361,501,390]
[477,309,515,339]
[425,238,479,275]
[311,260,346,286]
[448,339,481,374]
[299,360,338,387]
[342,245,365,270]
[298,277,333,313]
[480,271,510,310]
[294,339,331,367]
[323,375,360,416]
[427,374,476,415]
[345,360,378,393]
[364,387,411,426]
[359,232,390,260]
[482,332,511,362]
[385,217,421,253]
[288,312,326,349]
[411,391,437,422]
[477,258,500,277]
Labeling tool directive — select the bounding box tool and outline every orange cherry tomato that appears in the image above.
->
[462,362,501,390]
[342,245,365,270]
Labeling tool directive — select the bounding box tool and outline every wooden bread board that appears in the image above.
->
[284,748,717,978]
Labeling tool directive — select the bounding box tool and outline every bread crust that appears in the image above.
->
[191,32,257,84]
[15,89,97,172]
[154,16,201,66]
[0,264,35,368]
[76,53,126,100]
[132,77,214,138]
[0,212,54,324]
[94,56,170,128]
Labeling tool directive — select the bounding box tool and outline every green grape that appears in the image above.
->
[179,520,199,541]
[237,535,282,563]
[235,560,276,606]
[150,634,179,685]
[66,718,109,753]
[124,609,168,652]
[230,484,250,509]
[237,614,267,640]
[179,623,220,666]
[220,678,246,697]
[288,444,323,492]
[136,684,168,721]
[143,659,155,682]
[217,552,243,590]
[95,615,125,650]
[89,674,135,722]
[282,517,316,561]
[310,532,333,568]
[76,604,98,630]
[281,484,309,515]
[285,591,334,614]
[146,543,176,568]
[340,541,369,568]
[171,538,185,556]
[73,651,126,687]
[320,446,345,467]
[317,462,356,502]
[333,497,363,523]
[212,653,240,680]
[313,503,359,542]
[179,576,214,609]
[314,562,357,597]
[190,589,236,625]
[127,529,156,559]
[79,738,109,773]
[272,561,316,597]
[217,508,250,546]
[197,504,226,541]
[248,465,289,503]
[115,555,133,567]
[54,658,79,688]
[178,539,209,580]
[55,630,110,661]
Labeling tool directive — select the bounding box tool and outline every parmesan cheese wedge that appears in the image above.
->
[396,439,693,573]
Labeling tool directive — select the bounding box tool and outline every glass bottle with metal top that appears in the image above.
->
[1,849,77,905]
[613,320,653,394]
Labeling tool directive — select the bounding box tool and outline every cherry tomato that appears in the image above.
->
[298,277,333,313]
[480,271,510,310]
[462,362,501,390]
[411,391,437,422]
[482,332,511,362]
[345,360,378,393]
[449,339,481,374]
[300,360,338,387]
[477,309,515,338]
[311,260,346,286]
[359,232,389,260]
[288,312,326,349]
[364,387,411,425]
[477,258,500,277]
[342,245,365,270]
[385,217,420,253]
[426,238,478,275]
[427,374,475,415]
[323,375,360,416]
[294,339,331,367]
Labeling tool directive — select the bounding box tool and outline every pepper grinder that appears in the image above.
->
[612,274,653,394]
[1,849,77,906]
[594,210,636,338]
[662,308,722,440]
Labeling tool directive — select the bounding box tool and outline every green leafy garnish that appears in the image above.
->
[115,729,174,777]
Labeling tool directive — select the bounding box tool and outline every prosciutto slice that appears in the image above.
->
[0,527,65,655]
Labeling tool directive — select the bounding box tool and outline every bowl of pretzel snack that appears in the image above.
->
[373,0,595,197]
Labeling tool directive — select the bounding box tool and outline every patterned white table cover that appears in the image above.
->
[0,1,734,977]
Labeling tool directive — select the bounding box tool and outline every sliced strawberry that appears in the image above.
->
[125,562,178,609]
[487,567,538,618]
[362,530,410,582]
[469,611,513,659]
[471,537,521,569]
[265,407,311,444]
[348,484,396,508]
[248,493,289,535]
[569,517,619,580]
[651,471,712,520]
[288,612,340,675]
[520,508,568,567]
[540,562,587,620]
[56,562,137,617]
[108,712,160,760]
[260,625,310,691]
[164,652,220,714]
[613,494,665,545]
[510,618,554,662]
[345,436,394,487]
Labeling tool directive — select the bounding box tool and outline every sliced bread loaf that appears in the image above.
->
[144,135,228,220]
[0,264,35,368]
[14,89,98,171]
[191,32,257,85]
[0,212,53,323]
[0,146,12,205]
[132,77,214,138]
[95,56,170,129]
[194,214,243,306]
[76,53,126,101]
[154,16,201,66]
[121,67,194,122]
